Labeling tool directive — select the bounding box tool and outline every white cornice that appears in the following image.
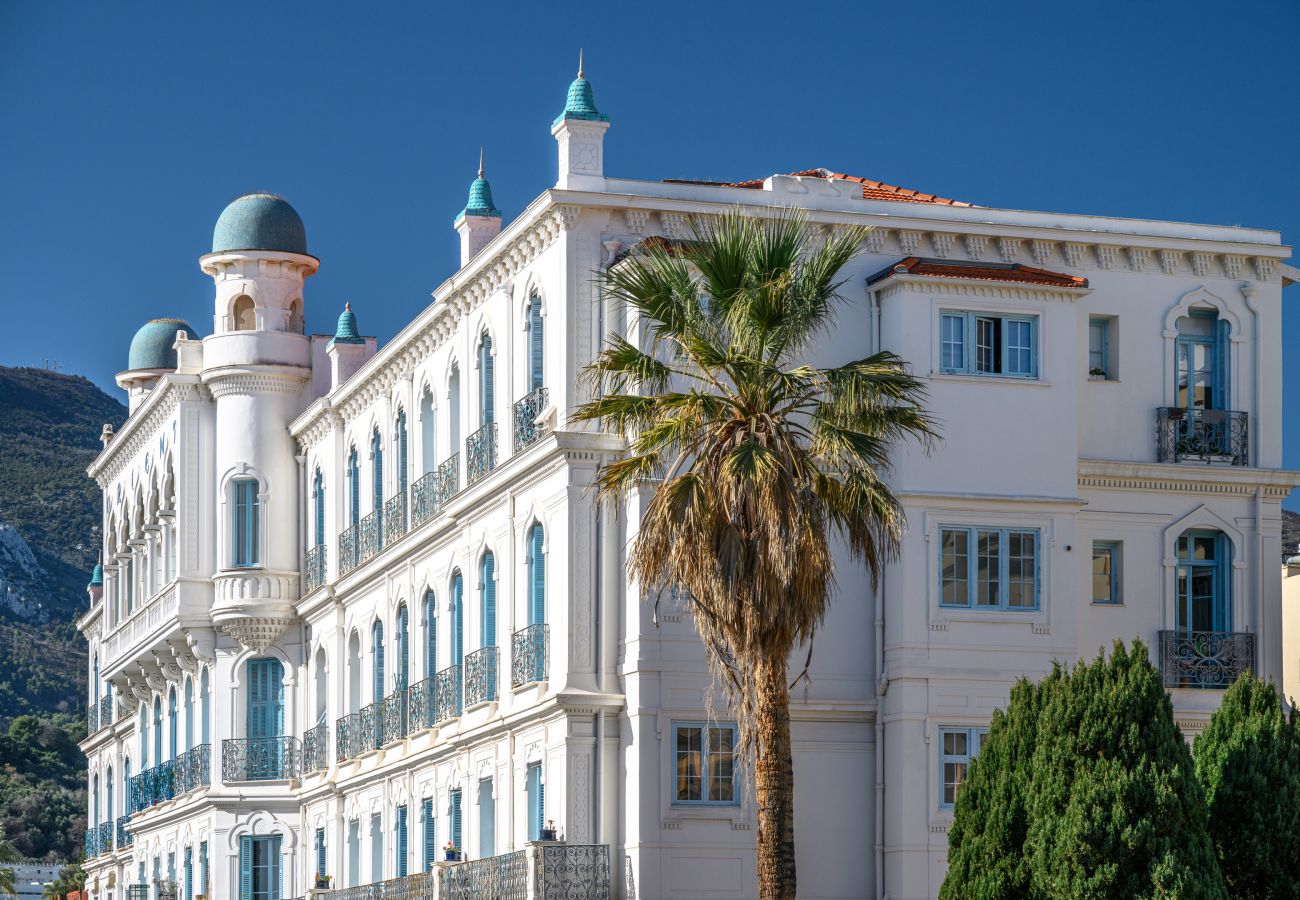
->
[1078,459,1300,498]
[871,274,1090,303]
[87,375,204,486]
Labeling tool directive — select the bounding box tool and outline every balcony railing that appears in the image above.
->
[435,665,462,722]
[129,760,175,813]
[1159,630,1255,689]
[100,695,113,729]
[411,471,439,528]
[336,711,363,762]
[116,814,132,850]
[303,722,328,773]
[514,387,550,453]
[221,736,301,782]
[339,524,360,577]
[441,849,528,900]
[467,423,498,486]
[172,744,210,794]
[407,677,434,731]
[87,703,99,735]
[512,624,549,688]
[361,701,383,751]
[384,492,408,546]
[97,821,111,856]
[304,544,327,594]
[382,688,409,745]
[437,454,460,505]
[322,872,433,900]
[360,510,381,562]
[1156,407,1248,466]
[464,646,499,708]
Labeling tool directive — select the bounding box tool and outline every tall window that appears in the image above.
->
[940,727,987,807]
[238,835,282,900]
[478,334,494,427]
[168,687,178,760]
[424,591,437,678]
[478,778,495,858]
[313,468,326,548]
[939,525,1040,610]
[314,648,328,728]
[939,311,1038,378]
[106,766,114,824]
[93,773,100,826]
[450,789,463,852]
[140,705,148,767]
[395,804,409,878]
[1176,530,1232,633]
[347,819,359,888]
[369,814,382,883]
[1092,541,1120,605]
[422,798,435,871]
[372,621,385,705]
[396,604,409,691]
[348,447,360,529]
[232,478,260,567]
[526,763,544,841]
[315,828,326,879]
[449,365,462,451]
[528,524,545,626]
[672,722,738,805]
[1176,312,1229,410]
[419,389,436,476]
[184,678,194,751]
[451,572,464,667]
[185,845,193,900]
[1088,317,1111,378]
[396,409,409,496]
[200,668,210,746]
[527,293,544,391]
[480,552,496,648]
[231,295,255,331]
[153,697,162,764]
[246,658,285,740]
[371,428,383,514]
[200,841,208,898]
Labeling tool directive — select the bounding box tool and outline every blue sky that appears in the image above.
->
[3,0,1299,486]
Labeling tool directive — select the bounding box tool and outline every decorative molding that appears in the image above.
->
[1030,240,1054,265]
[1127,247,1151,272]
[864,228,890,255]
[897,230,922,256]
[659,212,689,239]
[1160,249,1183,274]
[204,372,307,400]
[997,237,1020,263]
[964,234,988,261]
[1222,254,1247,279]
[624,210,650,235]
[1253,257,1278,281]
[1095,246,1120,270]
[1190,251,1215,277]
[1078,472,1293,500]
[1062,242,1087,267]
[930,232,955,258]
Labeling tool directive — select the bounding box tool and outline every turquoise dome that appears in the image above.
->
[87,563,103,590]
[555,73,608,126]
[127,318,198,371]
[329,304,364,347]
[461,174,501,219]
[212,193,308,255]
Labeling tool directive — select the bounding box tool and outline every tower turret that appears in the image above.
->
[116,318,199,412]
[454,151,503,266]
[552,51,610,191]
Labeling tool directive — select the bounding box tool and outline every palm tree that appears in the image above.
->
[0,825,20,898]
[574,209,936,899]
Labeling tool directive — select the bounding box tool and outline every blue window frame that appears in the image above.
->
[184,845,193,900]
[184,678,194,751]
[1092,541,1120,605]
[315,827,326,878]
[140,706,148,768]
[451,572,464,667]
[246,658,285,740]
[1088,317,1110,377]
[396,409,409,495]
[395,804,408,878]
[168,687,178,759]
[671,722,738,805]
[232,478,260,567]
[526,763,545,841]
[1176,529,1232,633]
[940,727,988,807]
[372,620,385,704]
[939,311,1038,378]
[371,429,383,517]
[528,293,544,390]
[369,813,382,883]
[348,447,360,529]
[478,778,495,858]
[480,552,496,648]
[153,697,162,763]
[479,334,495,426]
[396,604,409,691]
[313,468,326,548]
[238,835,282,900]
[528,524,545,626]
[199,842,208,897]
[424,591,437,680]
[421,797,435,871]
[939,526,1040,610]
[200,667,210,746]
[1175,312,1229,410]
[346,819,359,887]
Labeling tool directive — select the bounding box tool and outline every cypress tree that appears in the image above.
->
[1193,672,1300,897]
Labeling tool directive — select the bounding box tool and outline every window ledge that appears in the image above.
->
[932,610,1046,629]
[929,372,1050,387]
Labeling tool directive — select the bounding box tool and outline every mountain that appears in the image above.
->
[1285,509,1300,559]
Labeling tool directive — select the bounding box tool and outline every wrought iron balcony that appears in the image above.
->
[440,849,528,898]
[512,623,549,688]
[100,695,113,729]
[467,423,497,486]
[221,736,301,782]
[430,844,611,900]
[514,386,550,452]
[360,510,381,562]
[97,821,111,855]
[335,711,362,762]
[434,665,462,723]
[361,701,383,751]
[411,471,439,528]
[381,688,409,745]
[128,760,175,813]
[407,677,434,731]
[339,524,360,576]
[383,492,408,546]
[437,454,460,504]
[1159,630,1254,689]
[84,827,96,859]
[464,646,498,708]
[87,703,99,734]
[116,814,132,850]
[172,744,210,794]
[1156,407,1248,466]
[303,722,328,774]
[323,872,433,900]
[304,544,327,594]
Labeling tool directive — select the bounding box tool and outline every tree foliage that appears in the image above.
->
[943,641,1225,899]
[1193,672,1300,898]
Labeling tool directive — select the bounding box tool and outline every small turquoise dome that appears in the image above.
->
[87,563,103,590]
[329,303,365,347]
[212,193,308,255]
[127,318,198,371]
[555,56,609,126]
[458,155,501,221]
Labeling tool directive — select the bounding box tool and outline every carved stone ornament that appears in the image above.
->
[964,234,988,261]
[624,210,650,235]
[218,616,296,653]
[998,237,1021,263]
[897,230,922,256]
[1030,240,1054,265]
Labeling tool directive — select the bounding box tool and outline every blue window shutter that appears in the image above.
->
[169,689,177,759]
[184,846,192,900]
[422,798,435,870]
[1214,318,1230,411]
[539,779,545,835]
[530,526,545,626]
[239,836,251,900]
[373,622,385,702]
[398,411,409,494]
[452,575,463,666]
[529,296,544,390]
[349,450,360,528]
[199,842,208,896]
[480,336,494,426]
[271,835,282,900]
[153,698,161,763]
[200,669,210,746]
[526,764,540,841]
[184,680,193,751]
[315,828,325,877]
[451,789,462,850]
[372,430,383,512]
[481,553,496,647]
[478,779,495,857]
[425,593,436,678]
[397,605,409,689]
[396,804,408,877]
[140,707,148,768]
[314,469,325,547]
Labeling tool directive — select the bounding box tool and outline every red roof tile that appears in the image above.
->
[867,257,1089,289]
[665,167,972,207]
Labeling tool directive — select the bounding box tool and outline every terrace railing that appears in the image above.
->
[514,387,549,453]
[360,701,383,752]
[384,492,408,546]
[467,423,497,486]
[116,814,132,850]
[360,510,381,562]
[382,688,409,745]
[441,849,529,900]
[434,665,462,723]
[1156,407,1248,466]
[464,647,498,708]
[339,524,360,577]
[512,624,549,688]
[304,544,327,594]
[336,711,363,762]
[221,736,301,782]
[437,454,460,505]
[407,677,434,732]
[410,471,439,528]
[1159,630,1254,689]
[303,722,329,774]
[172,744,210,794]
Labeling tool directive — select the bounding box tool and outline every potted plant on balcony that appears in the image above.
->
[1089,367,1107,381]
[540,819,558,842]
[314,873,332,889]
[444,840,462,862]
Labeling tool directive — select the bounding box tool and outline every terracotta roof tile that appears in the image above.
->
[665,167,972,207]
[867,257,1089,289]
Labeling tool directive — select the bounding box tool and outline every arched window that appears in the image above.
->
[1175,530,1233,633]
[314,647,328,727]
[288,298,304,334]
[420,389,436,476]
[106,765,114,825]
[348,630,362,715]
[451,571,464,668]
[314,468,326,548]
[140,705,148,767]
[184,678,194,752]
[231,295,255,331]
[396,603,409,690]
[231,477,260,567]
[123,759,130,816]
[527,293,544,391]
[168,687,178,760]
[478,334,494,427]
[152,697,162,764]
[200,668,210,746]
[372,620,385,704]
[348,446,361,529]
[528,523,545,626]
[449,366,462,451]
[480,552,496,649]
[424,591,437,678]
[396,409,409,496]
[93,773,100,826]
[371,428,384,513]
[245,657,285,740]
[92,656,100,706]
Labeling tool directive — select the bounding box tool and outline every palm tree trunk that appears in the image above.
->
[755,655,796,899]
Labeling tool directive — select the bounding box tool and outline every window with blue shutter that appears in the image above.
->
[479,334,494,426]
[347,819,359,887]
[396,409,408,494]
[938,311,1039,378]
[184,846,192,900]
[396,804,408,877]
[232,478,260,567]
[315,828,326,878]
[238,838,251,900]
[184,679,193,751]
[480,553,496,648]
[371,429,383,515]
[369,814,382,883]
[529,524,545,626]
[451,573,463,666]
[422,798,435,871]
[528,294,544,390]
[348,448,360,529]
[526,763,544,841]
[397,604,409,690]
[450,789,462,852]
[200,668,210,746]
[168,688,178,760]
[140,706,148,767]
[478,778,495,858]
[372,621,385,704]
[152,698,161,763]
[314,468,326,548]
[199,841,207,897]
[424,592,437,679]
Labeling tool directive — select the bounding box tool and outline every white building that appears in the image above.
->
[77,62,1298,900]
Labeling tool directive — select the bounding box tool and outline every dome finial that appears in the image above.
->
[478,147,485,179]
[578,48,584,78]
[555,52,609,125]
[330,303,364,347]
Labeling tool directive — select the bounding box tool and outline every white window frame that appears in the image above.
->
[1092,541,1121,605]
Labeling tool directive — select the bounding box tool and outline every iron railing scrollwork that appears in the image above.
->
[172,744,210,794]
[467,423,497,486]
[336,711,362,762]
[304,544,327,594]
[1156,407,1248,466]
[464,646,498,707]
[512,624,549,688]
[129,760,176,813]
[411,471,439,528]
[321,872,432,900]
[360,701,383,752]
[536,844,612,900]
[117,814,132,850]
[360,510,381,562]
[100,694,113,728]
[439,850,528,900]
[97,821,111,856]
[514,387,550,453]
[87,703,99,734]
[1159,630,1254,689]
[303,722,328,773]
[384,492,408,547]
[382,688,409,745]
[339,525,360,576]
[434,665,462,722]
[407,677,434,731]
[221,736,301,782]
[437,454,460,505]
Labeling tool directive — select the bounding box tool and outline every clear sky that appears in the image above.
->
[3,0,1299,491]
